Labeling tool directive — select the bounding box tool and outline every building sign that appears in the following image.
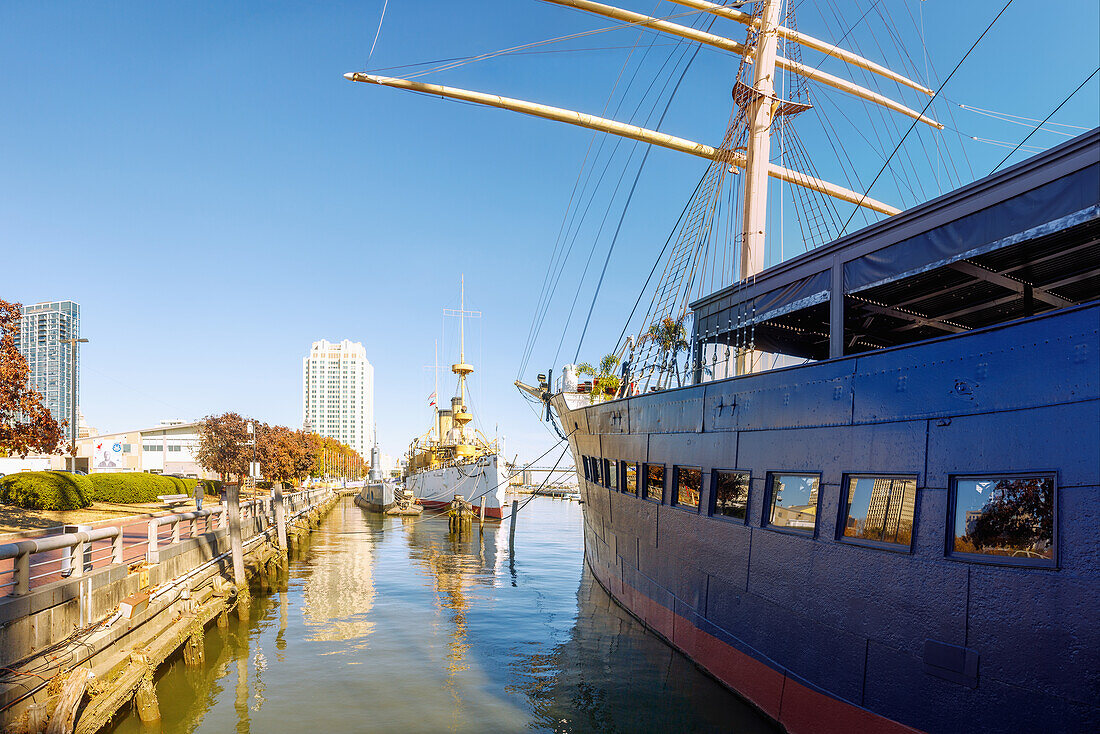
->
[95,441,123,469]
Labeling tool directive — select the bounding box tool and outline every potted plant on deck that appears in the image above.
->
[577,353,622,403]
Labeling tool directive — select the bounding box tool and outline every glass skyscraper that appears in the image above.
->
[14,301,81,435]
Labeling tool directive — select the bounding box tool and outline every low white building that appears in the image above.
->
[74,419,216,478]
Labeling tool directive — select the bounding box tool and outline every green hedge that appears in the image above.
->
[197,479,223,496]
[88,473,221,504]
[0,471,94,510]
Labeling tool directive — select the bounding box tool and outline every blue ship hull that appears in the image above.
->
[555,302,1099,733]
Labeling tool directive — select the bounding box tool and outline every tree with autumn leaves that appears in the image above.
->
[260,424,316,487]
[196,412,361,489]
[307,434,365,480]
[0,299,66,458]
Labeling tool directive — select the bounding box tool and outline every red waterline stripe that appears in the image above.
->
[587,559,923,734]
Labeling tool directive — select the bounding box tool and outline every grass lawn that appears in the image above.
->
[0,501,168,536]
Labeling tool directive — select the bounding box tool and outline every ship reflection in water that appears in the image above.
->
[107,497,775,733]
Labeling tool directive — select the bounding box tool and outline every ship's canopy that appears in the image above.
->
[689,129,1099,366]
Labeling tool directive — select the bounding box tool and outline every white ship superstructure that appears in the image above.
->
[405,277,506,519]
[405,453,507,519]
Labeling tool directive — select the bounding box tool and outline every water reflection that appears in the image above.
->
[107,497,774,734]
[300,508,378,650]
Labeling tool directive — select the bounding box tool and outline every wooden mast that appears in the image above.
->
[735,0,784,375]
[540,0,941,129]
[344,73,900,215]
[741,0,783,282]
[666,0,934,96]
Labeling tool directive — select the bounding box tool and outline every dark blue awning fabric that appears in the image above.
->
[845,163,1100,293]
[695,269,830,337]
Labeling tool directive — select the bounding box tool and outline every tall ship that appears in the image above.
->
[348,3,1098,732]
[404,280,508,519]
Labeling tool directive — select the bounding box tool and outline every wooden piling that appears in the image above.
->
[273,485,288,551]
[479,497,485,524]
[236,592,251,623]
[183,627,204,667]
[227,483,246,589]
[46,667,93,734]
[133,663,160,724]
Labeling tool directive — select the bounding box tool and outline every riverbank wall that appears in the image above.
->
[0,489,339,733]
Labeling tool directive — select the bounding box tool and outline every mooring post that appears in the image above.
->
[273,485,288,551]
[479,497,485,524]
[228,482,246,588]
[509,499,518,549]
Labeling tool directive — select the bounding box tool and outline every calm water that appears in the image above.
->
[109,497,775,733]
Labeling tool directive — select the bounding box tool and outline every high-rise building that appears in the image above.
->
[14,301,80,432]
[302,339,374,458]
[865,477,917,543]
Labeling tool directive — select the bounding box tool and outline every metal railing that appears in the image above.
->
[0,527,121,596]
[0,488,334,598]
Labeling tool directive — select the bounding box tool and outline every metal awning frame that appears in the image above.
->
[689,129,1100,362]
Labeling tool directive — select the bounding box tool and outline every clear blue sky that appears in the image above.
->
[3,1,1097,463]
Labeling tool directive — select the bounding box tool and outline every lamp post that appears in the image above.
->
[248,421,256,482]
[61,338,88,472]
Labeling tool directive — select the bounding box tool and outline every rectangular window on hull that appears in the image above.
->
[712,470,750,521]
[582,457,591,481]
[625,463,638,495]
[950,475,1055,566]
[605,460,618,491]
[673,466,701,510]
[766,473,820,534]
[841,476,916,548]
[591,458,601,486]
[644,464,664,503]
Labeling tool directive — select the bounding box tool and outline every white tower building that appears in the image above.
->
[302,339,374,458]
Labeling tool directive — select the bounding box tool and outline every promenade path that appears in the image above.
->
[0,498,264,597]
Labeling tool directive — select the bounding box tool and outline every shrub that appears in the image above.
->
[0,471,94,510]
[89,473,167,503]
[89,473,213,504]
[198,479,223,497]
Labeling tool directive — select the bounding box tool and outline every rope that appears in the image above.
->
[989,68,1099,174]
[572,35,707,364]
[837,0,1016,239]
[366,0,389,66]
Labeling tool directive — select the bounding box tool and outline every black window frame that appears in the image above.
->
[709,468,751,524]
[623,462,639,496]
[605,459,619,491]
[582,456,591,481]
[591,457,602,486]
[837,474,918,553]
[764,472,822,536]
[672,465,702,512]
[946,472,1058,569]
[643,462,665,504]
